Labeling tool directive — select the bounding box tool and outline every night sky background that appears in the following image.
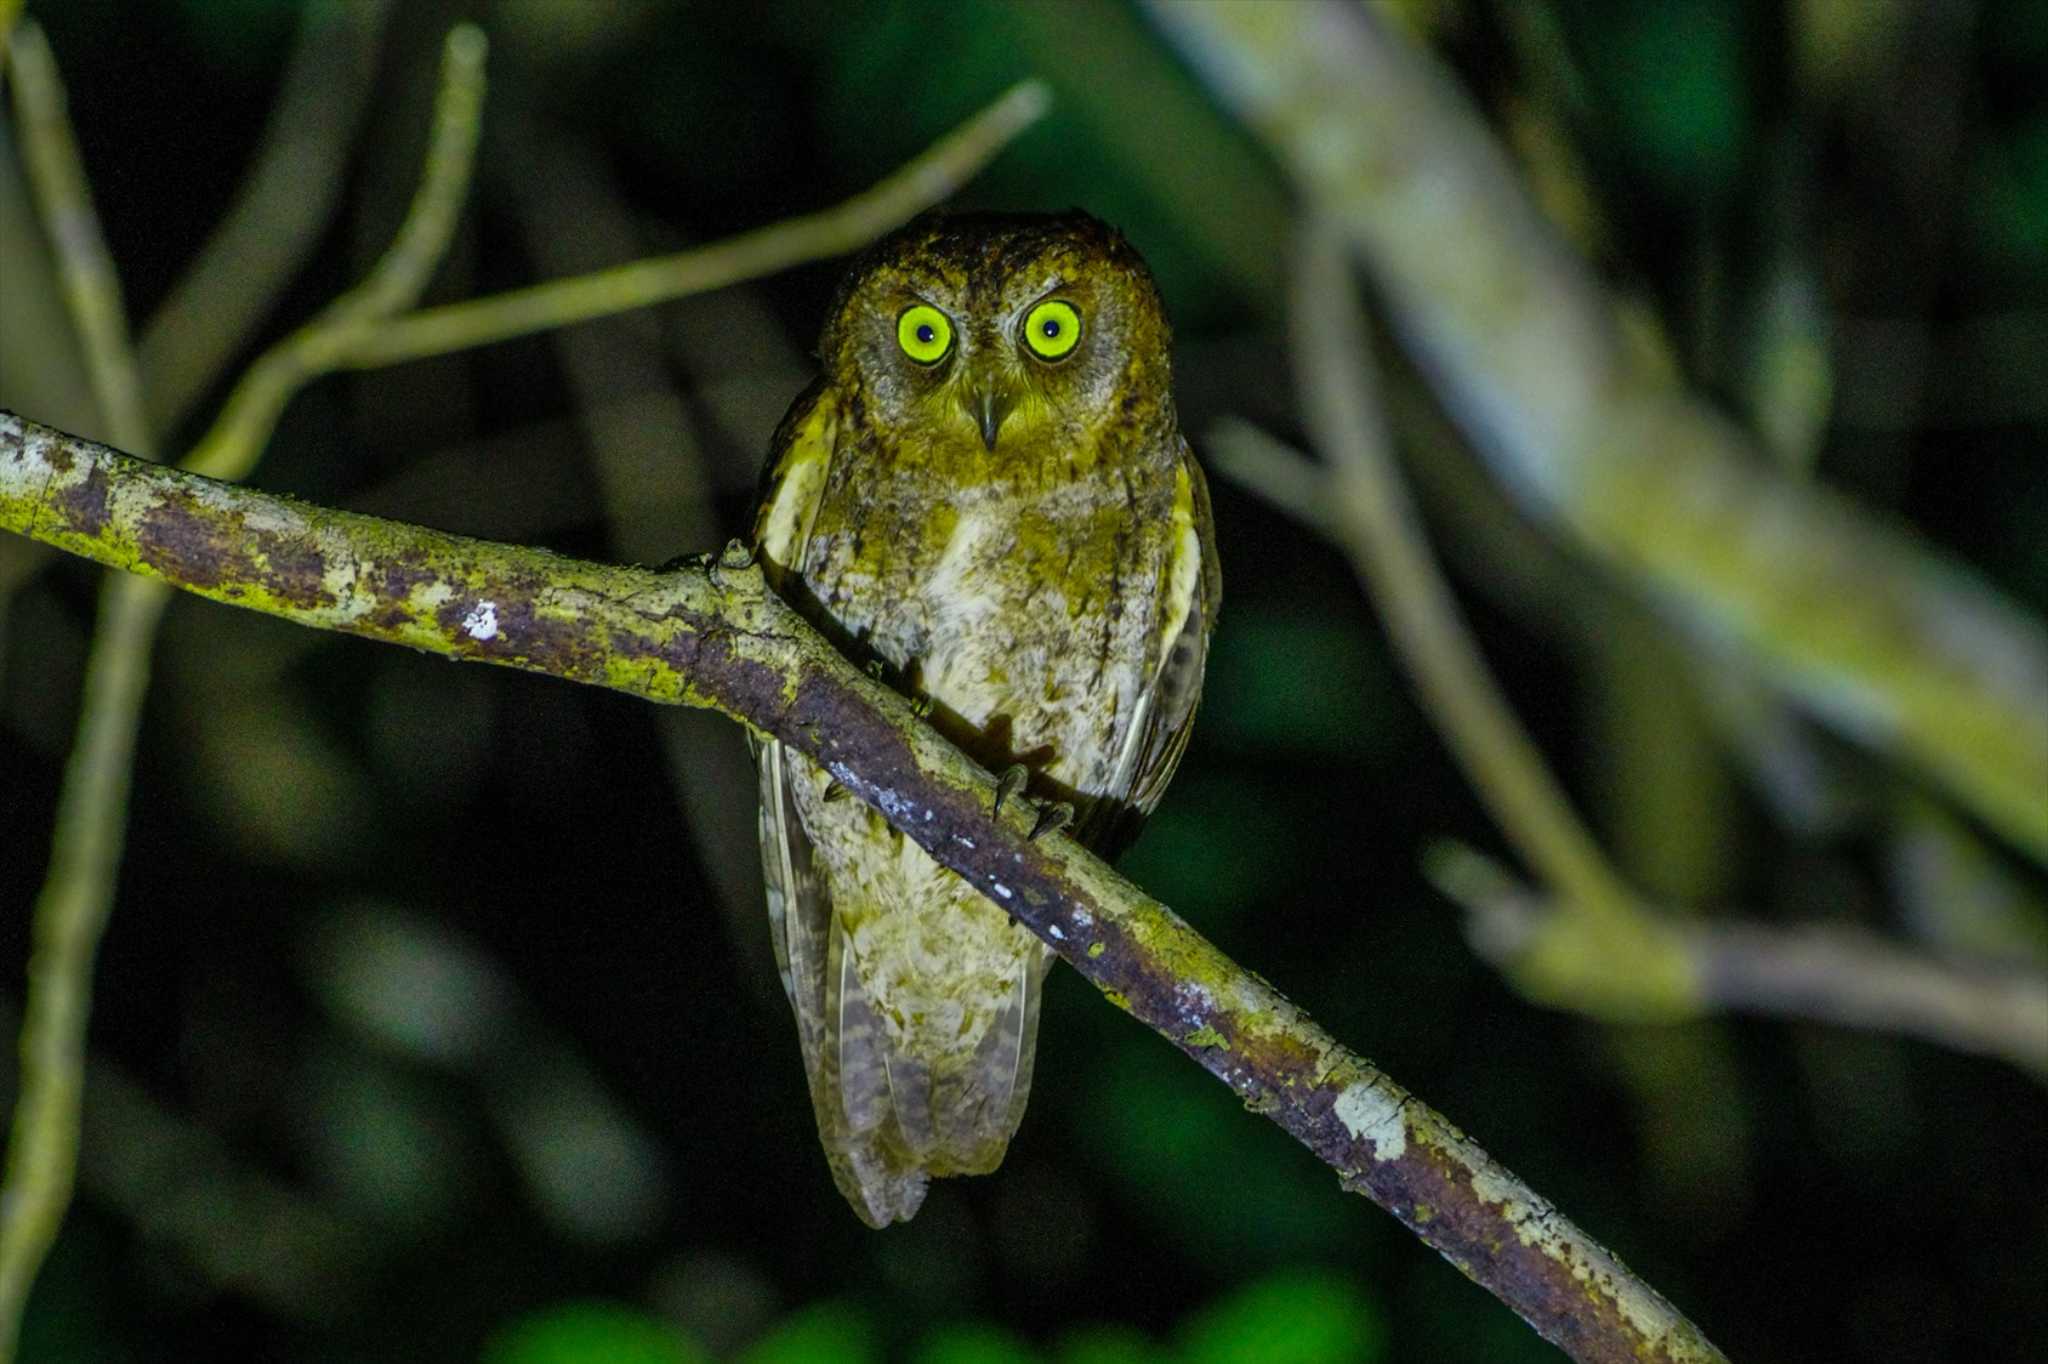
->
[3,2,2046,1362]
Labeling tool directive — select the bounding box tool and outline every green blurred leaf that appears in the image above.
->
[1054,1325,1168,1364]
[1577,0,1749,200]
[1087,1042,1357,1263]
[738,1301,881,1364]
[482,1301,707,1364]
[910,1322,1043,1364]
[1969,119,2048,272]
[1115,772,1308,929]
[1178,1269,1386,1364]
[1199,612,1397,761]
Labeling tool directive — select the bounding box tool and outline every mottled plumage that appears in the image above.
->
[752,211,1218,1226]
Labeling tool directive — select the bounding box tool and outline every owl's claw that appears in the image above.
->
[991,764,1030,821]
[910,695,935,720]
[1028,801,1073,841]
[707,539,756,589]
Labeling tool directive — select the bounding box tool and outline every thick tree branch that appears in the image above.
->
[3,411,1729,1363]
[1146,0,2048,863]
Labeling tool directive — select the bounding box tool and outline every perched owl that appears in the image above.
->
[752,210,1219,1226]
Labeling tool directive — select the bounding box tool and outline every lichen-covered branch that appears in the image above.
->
[3,411,1729,1363]
[1146,0,2048,862]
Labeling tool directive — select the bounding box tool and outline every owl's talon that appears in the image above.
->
[911,695,935,720]
[991,764,1030,821]
[864,658,888,681]
[823,780,850,802]
[707,539,756,589]
[1028,801,1073,841]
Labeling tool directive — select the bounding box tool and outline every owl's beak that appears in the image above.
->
[965,382,1015,451]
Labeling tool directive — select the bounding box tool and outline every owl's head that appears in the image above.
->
[819,211,1174,454]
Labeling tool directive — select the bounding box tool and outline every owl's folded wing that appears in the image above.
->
[1091,439,1221,854]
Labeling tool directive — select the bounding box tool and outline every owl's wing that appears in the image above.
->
[1091,440,1221,855]
[752,378,838,1013]
[752,386,934,1225]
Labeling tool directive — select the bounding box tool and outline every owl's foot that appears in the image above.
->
[1028,801,1073,841]
[991,764,1030,821]
[707,538,757,588]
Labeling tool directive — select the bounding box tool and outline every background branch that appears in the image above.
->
[1432,843,2048,1076]
[3,411,1728,1364]
[1146,0,2048,863]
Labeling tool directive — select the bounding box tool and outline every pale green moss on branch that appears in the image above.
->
[2,412,1728,1363]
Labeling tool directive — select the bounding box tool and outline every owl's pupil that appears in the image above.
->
[916,324,936,345]
[1041,319,1060,337]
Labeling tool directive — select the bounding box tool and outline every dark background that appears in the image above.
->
[3,1,2045,1361]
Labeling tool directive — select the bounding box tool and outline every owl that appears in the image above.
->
[751,210,1219,1226]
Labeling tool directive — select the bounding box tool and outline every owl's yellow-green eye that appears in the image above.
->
[897,305,953,365]
[1022,300,1082,360]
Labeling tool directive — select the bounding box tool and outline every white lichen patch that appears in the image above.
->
[242,500,308,536]
[990,882,1014,901]
[1047,924,1064,940]
[1072,909,1092,927]
[462,601,500,641]
[1333,1082,1408,1162]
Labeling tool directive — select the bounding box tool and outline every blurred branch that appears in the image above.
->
[138,0,394,435]
[1282,221,1635,923]
[2,413,1728,1364]
[339,79,1052,369]
[0,28,485,1360]
[1216,418,2048,1075]
[1433,844,2048,1076]
[5,21,150,454]
[182,25,487,484]
[1146,0,2048,863]
[1211,218,1698,1018]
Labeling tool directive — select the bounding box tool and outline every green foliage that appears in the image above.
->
[482,1301,708,1364]
[1177,1268,1386,1364]
[1087,1043,1359,1265]
[910,1322,1043,1364]
[737,1301,882,1364]
[1572,0,1749,201]
[1969,118,2048,269]
[1053,1325,1169,1364]
[1198,611,1400,763]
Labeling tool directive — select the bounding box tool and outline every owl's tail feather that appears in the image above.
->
[816,922,1049,1227]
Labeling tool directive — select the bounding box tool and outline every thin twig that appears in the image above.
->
[182,24,487,483]
[5,21,150,455]
[1,413,1731,1364]
[138,0,395,435]
[339,79,1051,370]
[1433,843,2048,1075]
[0,30,485,1358]
[1284,218,1641,928]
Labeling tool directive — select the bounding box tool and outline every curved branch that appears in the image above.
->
[2,412,1729,1364]
[1434,843,2048,1075]
[1145,0,2048,863]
